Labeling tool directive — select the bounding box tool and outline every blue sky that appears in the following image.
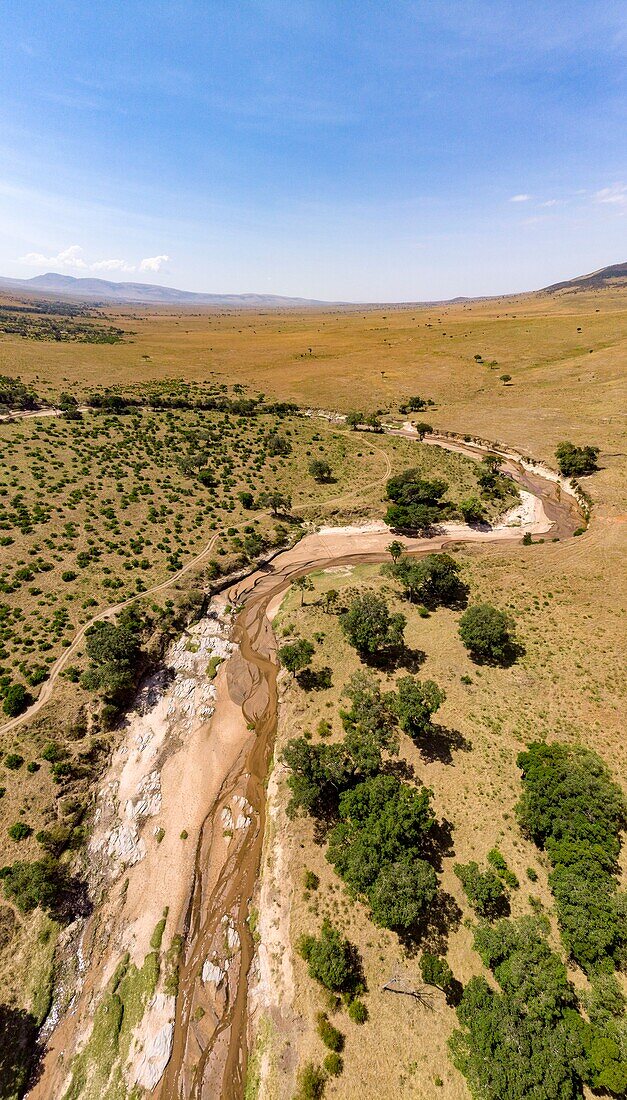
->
[0,0,625,300]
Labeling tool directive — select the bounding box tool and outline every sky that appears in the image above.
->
[0,0,625,301]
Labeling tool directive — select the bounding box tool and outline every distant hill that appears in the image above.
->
[0,272,331,307]
[541,262,627,294]
[0,263,624,307]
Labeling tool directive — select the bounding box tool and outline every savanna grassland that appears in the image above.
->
[0,283,624,1100]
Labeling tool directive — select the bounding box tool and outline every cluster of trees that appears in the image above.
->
[327,775,438,931]
[555,441,600,478]
[450,916,627,1098]
[0,375,40,412]
[0,311,125,344]
[517,742,626,973]
[398,395,435,414]
[384,469,451,532]
[283,667,446,933]
[86,388,298,418]
[345,410,382,431]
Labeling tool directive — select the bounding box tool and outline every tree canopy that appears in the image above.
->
[458,603,517,664]
[384,470,450,531]
[555,442,600,478]
[517,741,626,972]
[340,591,405,661]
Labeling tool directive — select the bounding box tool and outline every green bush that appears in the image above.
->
[323,1052,343,1077]
[8,822,32,842]
[2,684,29,717]
[293,1061,326,1099]
[555,442,599,477]
[298,920,361,993]
[4,754,24,770]
[347,998,368,1024]
[316,1013,344,1052]
[0,857,64,914]
[459,604,517,664]
[487,848,519,888]
[454,861,506,918]
[420,952,454,993]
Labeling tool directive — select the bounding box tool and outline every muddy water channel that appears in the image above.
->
[157,440,583,1099]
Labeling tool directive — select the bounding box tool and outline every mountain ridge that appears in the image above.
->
[0,263,624,307]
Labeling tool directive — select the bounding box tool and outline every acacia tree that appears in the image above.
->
[292,575,314,606]
[386,540,404,562]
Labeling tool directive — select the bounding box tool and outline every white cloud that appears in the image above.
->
[509,193,530,202]
[139,254,170,272]
[540,199,559,207]
[20,243,87,269]
[18,245,171,276]
[90,258,136,273]
[594,183,627,206]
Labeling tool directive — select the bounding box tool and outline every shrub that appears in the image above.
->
[0,857,64,914]
[298,920,361,993]
[459,497,485,524]
[293,1062,326,1100]
[420,952,454,993]
[304,870,320,892]
[4,754,24,770]
[347,998,368,1024]
[3,684,29,717]
[454,861,507,918]
[316,1013,344,1052]
[8,822,32,842]
[487,848,519,888]
[323,1052,343,1077]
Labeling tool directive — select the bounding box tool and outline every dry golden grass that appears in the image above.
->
[266,540,625,1098]
[0,283,624,1095]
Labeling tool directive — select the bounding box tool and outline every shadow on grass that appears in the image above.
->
[400,890,463,957]
[418,724,472,765]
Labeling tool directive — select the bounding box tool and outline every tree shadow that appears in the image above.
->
[419,724,472,766]
[423,581,470,612]
[400,890,463,957]
[0,1004,42,1098]
[362,645,426,672]
[296,667,333,691]
[53,870,93,924]
[468,639,526,669]
[423,817,456,871]
[381,757,416,782]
